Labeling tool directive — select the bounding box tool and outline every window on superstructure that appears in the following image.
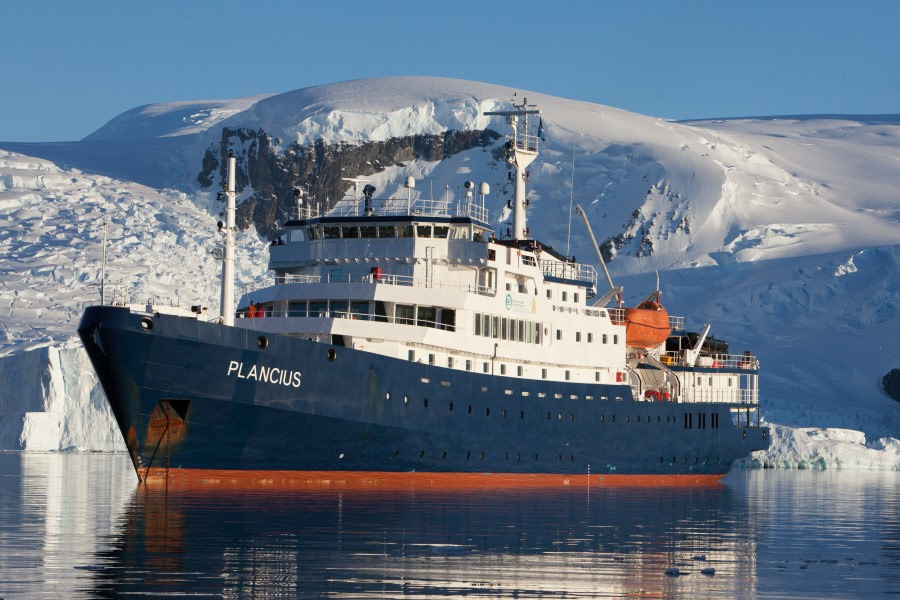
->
[350,301,370,320]
[309,300,328,317]
[493,316,500,339]
[576,332,582,342]
[288,301,307,318]
[374,301,388,322]
[416,225,432,238]
[500,364,506,375]
[602,334,608,344]
[417,306,437,328]
[556,329,561,341]
[428,354,435,365]
[307,227,320,240]
[439,309,456,332]
[360,225,377,238]
[395,304,415,325]
[466,359,472,371]
[509,320,517,342]
[330,300,349,316]
[397,225,414,237]
[546,289,552,299]
[433,226,449,238]
[574,292,580,303]
[542,368,548,379]
[518,280,527,294]
[475,313,482,336]
[518,320,525,342]
[483,362,489,373]
[501,318,508,340]
[408,350,415,361]
[378,225,395,238]
[595,371,600,382]
[323,226,340,239]
[517,366,524,376]
[534,322,541,344]
[526,322,534,344]
[613,334,619,345]
[506,283,512,291]
[562,291,568,301]
[342,226,359,238]
[483,314,491,337]
[565,370,571,381]
[588,333,593,343]
[448,357,454,368]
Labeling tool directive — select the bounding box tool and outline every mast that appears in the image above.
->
[220,151,237,326]
[485,98,541,240]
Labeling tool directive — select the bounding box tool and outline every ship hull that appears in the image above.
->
[78,306,768,485]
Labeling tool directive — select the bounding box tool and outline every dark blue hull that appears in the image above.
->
[78,306,768,480]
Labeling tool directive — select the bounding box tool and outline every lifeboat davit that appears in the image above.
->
[614,301,672,349]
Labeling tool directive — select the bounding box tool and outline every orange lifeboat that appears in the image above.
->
[612,301,671,349]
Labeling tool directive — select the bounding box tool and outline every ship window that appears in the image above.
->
[709,377,713,386]
[447,357,454,368]
[506,282,512,291]
[534,322,541,344]
[546,289,552,299]
[613,334,619,345]
[576,332,582,342]
[397,225,414,237]
[417,306,437,327]
[696,376,702,385]
[602,334,608,344]
[309,300,328,317]
[728,378,733,387]
[288,301,307,317]
[341,226,359,238]
[542,369,547,379]
[474,313,482,336]
[378,225,395,238]
[483,362,489,373]
[562,291,568,301]
[509,320,517,342]
[408,350,415,361]
[466,359,472,371]
[526,321,533,343]
[565,370,571,381]
[517,366,523,376]
[350,301,370,320]
[359,225,377,238]
[556,329,561,340]
[307,227,320,240]
[595,371,600,382]
[395,304,415,325]
[374,301,388,322]
[500,364,506,375]
[601,396,608,401]
[416,225,432,238]
[328,268,345,282]
[433,225,450,238]
[483,314,491,337]
[501,318,508,340]
[428,354,435,365]
[588,333,593,343]
[574,293,580,303]
[323,226,340,239]
[493,316,500,339]
[331,300,348,316]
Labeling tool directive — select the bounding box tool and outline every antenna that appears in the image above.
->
[341,177,372,216]
[566,143,575,255]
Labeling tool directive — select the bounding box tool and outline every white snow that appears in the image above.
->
[0,78,897,467]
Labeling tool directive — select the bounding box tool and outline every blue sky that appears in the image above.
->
[2,0,899,141]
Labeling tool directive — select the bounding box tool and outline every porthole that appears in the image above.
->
[570,455,574,462]
[480,452,485,460]
[504,453,509,460]
[502,409,508,418]
[558,454,563,462]
[419,451,425,459]
[533,453,539,460]
[139,317,154,330]
[442,451,447,459]
[547,412,551,420]
[743,429,747,439]
[558,413,562,421]
[424,398,428,408]
[520,410,525,419]
[449,402,454,412]
[392,450,399,458]
[257,335,269,349]
[569,413,574,422]
[762,429,767,438]
[626,415,630,423]
[327,348,337,361]
[485,407,490,416]
[468,404,472,414]
[385,392,391,401]
[466,451,471,460]
[517,453,522,461]
[403,395,409,404]
[600,415,605,423]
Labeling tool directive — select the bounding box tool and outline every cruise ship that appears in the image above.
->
[78,100,769,487]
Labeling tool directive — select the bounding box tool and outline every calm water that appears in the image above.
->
[0,453,897,599]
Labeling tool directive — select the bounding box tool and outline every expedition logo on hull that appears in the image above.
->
[226,361,301,388]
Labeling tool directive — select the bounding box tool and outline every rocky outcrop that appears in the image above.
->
[884,369,900,402]
[197,128,500,239]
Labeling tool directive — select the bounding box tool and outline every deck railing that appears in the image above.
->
[241,273,496,297]
[660,351,760,370]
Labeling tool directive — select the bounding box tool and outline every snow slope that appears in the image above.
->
[0,78,897,467]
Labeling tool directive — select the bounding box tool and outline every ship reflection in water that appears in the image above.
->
[93,474,761,598]
[1,454,897,599]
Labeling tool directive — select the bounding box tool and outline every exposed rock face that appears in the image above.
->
[197,128,500,238]
[884,369,900,402]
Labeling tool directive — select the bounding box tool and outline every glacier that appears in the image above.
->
[0,78,897,468]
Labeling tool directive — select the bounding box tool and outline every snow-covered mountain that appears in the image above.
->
[1,77,897,467]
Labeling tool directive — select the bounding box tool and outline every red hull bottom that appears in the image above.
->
[138,468,725,491]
